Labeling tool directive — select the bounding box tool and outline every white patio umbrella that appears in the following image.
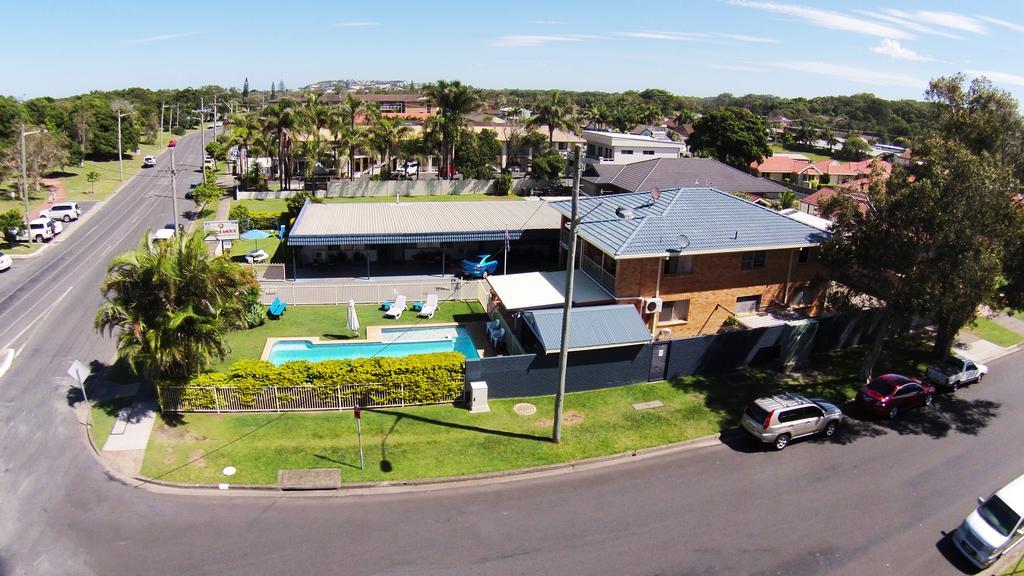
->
[347,299,359,335]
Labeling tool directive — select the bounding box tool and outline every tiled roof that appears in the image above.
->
[288,200,561,246]
[584,158,788,196]
[753,157,891,178]
[550,188,827,258]
[523,304,652,353]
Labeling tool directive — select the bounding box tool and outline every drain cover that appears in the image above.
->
[513,403,537,416]
[222,466,237,476]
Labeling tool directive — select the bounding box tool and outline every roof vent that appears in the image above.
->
[616,206,634,219]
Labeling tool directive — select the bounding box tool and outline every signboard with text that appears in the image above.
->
[203,220,240,240]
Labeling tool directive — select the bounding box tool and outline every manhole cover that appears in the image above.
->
[513,403,537,416]
[222,466,237,476]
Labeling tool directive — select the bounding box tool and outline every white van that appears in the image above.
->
[41,202,81,222]
[953,473,1024,568]
[14,218,56,242]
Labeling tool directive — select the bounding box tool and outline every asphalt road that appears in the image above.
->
[0,135,1022,574]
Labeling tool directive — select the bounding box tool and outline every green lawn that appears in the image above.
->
[229,235,282,263]
[965,317,1024,347]
[133,332,935,485]
[213,302,488,371]
[235,193,522,215]
[771,144,835,162]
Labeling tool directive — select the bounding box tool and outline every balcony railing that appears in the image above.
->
[581,256,616,293]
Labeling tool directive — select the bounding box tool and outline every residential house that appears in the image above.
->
[469,122,586,169]
[751,156,891,190]
[549,188,829,339]
[582,157,789,199]
[582,130,686,166]
[322,93,436,122]
[799,186,870,217]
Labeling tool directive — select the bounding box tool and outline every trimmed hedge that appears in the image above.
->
[248,210,283,230]
[160,352,465,409]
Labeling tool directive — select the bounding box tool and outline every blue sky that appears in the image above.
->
[5,0,1024,103]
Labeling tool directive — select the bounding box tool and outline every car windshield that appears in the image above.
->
[866,379,896,395]
[978,496,1020,537]
[941,356,964,370]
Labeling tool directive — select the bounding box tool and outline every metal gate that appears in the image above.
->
[648,342,669,381]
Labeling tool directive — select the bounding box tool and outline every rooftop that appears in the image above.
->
[549,188,827,258]
[486,270,612,311]
[523,304,652,354]
[584,157,788,196]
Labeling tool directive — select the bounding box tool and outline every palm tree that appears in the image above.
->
[528,91,577,146]
[582,102,610,130]
[260,98,299,189]
[424,80,482,178]
[370,113,412,175]
[227,112,261,175]
[329,95,369,180]
[95,230,255,380]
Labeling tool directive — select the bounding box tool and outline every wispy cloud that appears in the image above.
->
[871,39,933,61]
[617,31,777,43]
[978,16,1024,34]
[531,20,565,25]
[770,61,925,88]
[702,63,760,72]
[853,10,962,39]
[967,69,1024,87]
[728,0,912,39]
[122,31,201,45]
[333,21,380,27]
[880,10,986,34]
[491,34,603,47]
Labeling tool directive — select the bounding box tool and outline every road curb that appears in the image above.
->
[91,423,743,497]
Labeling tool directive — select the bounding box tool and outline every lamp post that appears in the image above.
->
[553,145,583,443]
[116,110,131,182]
[19,124,45,244]
[168,139,179,231]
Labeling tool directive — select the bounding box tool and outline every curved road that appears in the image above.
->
[0,133,1021,575]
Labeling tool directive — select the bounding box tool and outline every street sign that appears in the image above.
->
[67,360,92,384]
[203,220,240,240]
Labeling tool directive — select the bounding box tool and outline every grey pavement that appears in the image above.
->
[991,312,1024,336]
[101,401,158,452]
[1,127,1023,575]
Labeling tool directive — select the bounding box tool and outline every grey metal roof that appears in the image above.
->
[288,200,561,246]
[550,187,828,258]
[523,304,652,354]
[584,158,788,196]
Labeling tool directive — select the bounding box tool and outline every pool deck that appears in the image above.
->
[259,322,490,362]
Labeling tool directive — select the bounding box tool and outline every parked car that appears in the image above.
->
[740,392,843,451]
[0,252,11,272]
[398,161,419,177]
[856,374,934,419]
[48,219,63,235]
[926,354,988,390]
[461,254,499,278]
[186,181,200,199]
[143,155,156,168]
[41,202,81,222]
[11,218,56,243]
[952,472,1024,569]
[151,225,176,243]
[203,156,215,169]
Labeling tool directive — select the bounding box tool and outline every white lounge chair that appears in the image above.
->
[384,295,407,319]
[417,294,439,318]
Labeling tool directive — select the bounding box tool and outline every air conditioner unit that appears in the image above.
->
[643,297,663,314]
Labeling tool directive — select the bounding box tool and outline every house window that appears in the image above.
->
[642,150,655,155]
[663,255,693,275]
[558,142,567,150]
[741,251,767,270]
[621,149,634,155]
[798,247,810,263]
[736,295,761,314]
[659,300,690,323]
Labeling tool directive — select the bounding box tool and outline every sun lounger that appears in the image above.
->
[384,295,407,319]
[417,295,439,318]
[268,297,287,318]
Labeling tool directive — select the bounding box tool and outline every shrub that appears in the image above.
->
[495,172,514,196]
[229,204,252,231]
[239,285,266,328]
[171,126,186,136]
[248,211,282,230]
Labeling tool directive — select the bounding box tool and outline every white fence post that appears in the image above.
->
[336,386,342,411]
[212,387,220,413]
[274,385,281,412]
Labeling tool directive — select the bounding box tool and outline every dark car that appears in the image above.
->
[460,254,499,278]
[856,374,934,419]
[186,181,200,199]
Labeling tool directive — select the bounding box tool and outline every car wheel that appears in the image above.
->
[62,215,71,222]
[823,421,838,438]
[951,380,960,391]
[34,235,43,242]
[888,406,899,419]
[976,373,984,383]
[482,270,489,278]
[924,394,934,407]
[774,433,790,451]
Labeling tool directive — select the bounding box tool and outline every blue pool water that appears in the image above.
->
[267,326,480,365]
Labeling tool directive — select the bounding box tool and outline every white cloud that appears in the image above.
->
[531,20,565,25]
[966,69,1024,87]
[702,63,760,72]
[854,10,962,39]
[717,33,779,43]
[870,39,933,61]
[728,0,912,39]
[978,16,1024,34]
[880,9,986,35]
[334,21,380,27]
[491,34,603,47]
[617,31,777,43]
[122,31,201,45]
[771,60,925,88]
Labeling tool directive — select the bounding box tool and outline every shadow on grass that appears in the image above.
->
[367,408,552,443]
[452,312,490,324]
[313,453,361,470]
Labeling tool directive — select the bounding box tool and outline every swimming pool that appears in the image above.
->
[266,326,480,365]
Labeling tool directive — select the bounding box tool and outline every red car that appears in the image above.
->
[856,374,935,419]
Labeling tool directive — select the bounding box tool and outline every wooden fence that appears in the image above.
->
[159,381,465,413]
[258,278,490,307]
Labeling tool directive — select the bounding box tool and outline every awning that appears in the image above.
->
[486,270,613,311]
[523,304,652,354]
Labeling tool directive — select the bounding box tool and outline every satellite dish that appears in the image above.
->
[650,187,661,201]
[678,234,690,250]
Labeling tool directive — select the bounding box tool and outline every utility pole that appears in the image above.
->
[168,140,179,231]
[159,101,165,144]
[20,124,31,245]
[116,111,130,181]
[212,94,218,138]
[199,97,206,168]
[553,145,583,443]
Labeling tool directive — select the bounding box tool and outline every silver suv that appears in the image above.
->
[740,393,843,450]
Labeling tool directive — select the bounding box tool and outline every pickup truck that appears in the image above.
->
[925,354,988,390]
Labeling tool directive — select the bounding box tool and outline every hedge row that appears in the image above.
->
[159,352,466,409]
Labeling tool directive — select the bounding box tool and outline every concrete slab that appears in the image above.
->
[102,401,158,452]
[103,450,145,477]
[278,468,341,490]
[632,400,664,411]
[954,339,1006,364]
[110,407,131,435]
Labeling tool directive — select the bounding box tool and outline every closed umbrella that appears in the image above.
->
[347,299,360,335]
[240,228,271,250]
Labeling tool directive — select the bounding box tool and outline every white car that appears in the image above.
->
[42,202,81,222]
[49,220,63,235]
[0,252,11,272]
[143,155,156,168]
[398,161,419,176]
[151,227,176,242]
[952,472,1024,568]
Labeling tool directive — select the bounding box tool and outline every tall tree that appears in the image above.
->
[242,77,250,102]
[260,99,299,189]
[528,91,577,145]
[424,80,481,178]
[95,230,256,380]
[688,107,771,169]
[369,113,411,176]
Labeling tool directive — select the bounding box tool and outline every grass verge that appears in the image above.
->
[770,144,835,162]
[965,318,1024,348]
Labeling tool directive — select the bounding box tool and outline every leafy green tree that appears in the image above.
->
[95,230,256,380]
[190,177,222,215]
[242,77,249,102]
[424,80,482,178]
[285,191,323,220]
[85,170,100,194]
[454,129,501,179]
[369,113,412,175]
[775,189,796,210]
[528,91,577,145]
[688,107,771,169]
[530,149,565,181]
[260,98,299,189]
[838,136,871,160]
[0,209,23,233]
[0,96,23,143]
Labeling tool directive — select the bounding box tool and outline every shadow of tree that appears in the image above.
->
[829,395,1000,445]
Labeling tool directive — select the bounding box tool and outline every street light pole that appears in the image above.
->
[116,111,129,182]
[169,141,179,231]
[19,124,44,245]
[553,145,583,443]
